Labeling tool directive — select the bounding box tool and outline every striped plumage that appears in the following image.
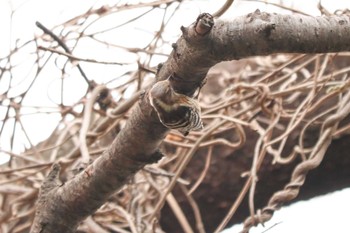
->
[149,79,203,136]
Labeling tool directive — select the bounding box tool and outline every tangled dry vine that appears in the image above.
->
[1,1,350,233]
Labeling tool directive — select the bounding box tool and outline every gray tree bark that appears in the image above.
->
[30,11,350,233]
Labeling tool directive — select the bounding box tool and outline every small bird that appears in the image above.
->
[149,79,203,136]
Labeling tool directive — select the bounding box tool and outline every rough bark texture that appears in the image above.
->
[158,10,350,96]
[210,10,350,59]
[30,11,350,232]
[30,101,168,233]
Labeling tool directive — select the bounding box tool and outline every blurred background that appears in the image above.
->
[1,1,350,232]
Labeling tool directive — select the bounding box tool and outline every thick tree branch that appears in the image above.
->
[158,10,350,95]
[30,102,167,233]
[211,10,350,58]
[30,11,350,233]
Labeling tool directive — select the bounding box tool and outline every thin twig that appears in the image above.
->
[35,21,92,88]
[148,120,228,221]
[212,0,235,18]
[38,46,126,65]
